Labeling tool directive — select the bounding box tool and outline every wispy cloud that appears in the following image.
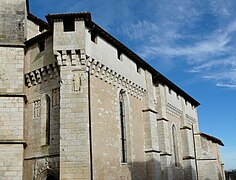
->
[122,20,158,40]
[118,0,236,89]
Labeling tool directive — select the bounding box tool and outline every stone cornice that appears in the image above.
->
[183,156,195,160]
[145,149,161,154]
[157,117,169,122]
[180,126,192,130]
[0,93,27,103]
[24,153,59,161]
[160,152,172,156]
[142,108,157,114]
[25,62,59,87]
[196,158,217,161]
[0,139,26,145]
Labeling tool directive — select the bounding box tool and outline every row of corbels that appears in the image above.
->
[85,56,146,99]
[166,103,183,118]
[54,49,86,66]
[25,62,59,87]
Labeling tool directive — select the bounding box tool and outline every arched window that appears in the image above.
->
[119,90,127,163]
[37,169,57,180]
[46,175,55,180]
[172,125,179,167]
[41,94,50,146]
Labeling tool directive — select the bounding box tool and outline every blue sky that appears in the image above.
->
[30,0,236,170]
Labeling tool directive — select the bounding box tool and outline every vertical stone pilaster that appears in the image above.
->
[143,71,162,179]
[156,84,173,179]
[180,97,197,180]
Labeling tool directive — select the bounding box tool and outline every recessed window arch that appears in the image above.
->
[172,124,179,167]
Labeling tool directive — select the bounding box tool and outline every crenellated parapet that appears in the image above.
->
[25,62,59,87]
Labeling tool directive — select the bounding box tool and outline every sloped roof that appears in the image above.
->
[44,12,200,106]
[198,132,224,146]
[27,13,49,30]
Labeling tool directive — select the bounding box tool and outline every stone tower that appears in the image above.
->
[0,0,28,179]
[47,14,92,179]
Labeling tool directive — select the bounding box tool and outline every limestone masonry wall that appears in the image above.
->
[0,0,26,45]
[0,47,24,93]
[90,75,147,179]
[0,144,24,180]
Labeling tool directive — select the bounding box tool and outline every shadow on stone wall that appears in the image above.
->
[126,159,197,180]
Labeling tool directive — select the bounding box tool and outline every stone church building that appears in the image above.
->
[0,0,225,179]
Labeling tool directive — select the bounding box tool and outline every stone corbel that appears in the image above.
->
[86,57,92,72]
[62,50,67,66]
[105,68,111,82]
[47,65,53,79]
[125,79,129,88]
[121,76,125,87]
[127,81,132,94]
[100,65,107,80]
[110,71,116,85]
[54,51,62,66]
[134,84,138,97]
[113,73,119,87]
[141,88,145,96]
[30,72,37,85]
[25,74,32,87]
[90,59,97,75]
[35,70,42,84]
[71,50,77,66]
[41,67,47,81]
[52,63,59,77]
[117,75,122,87]
[80,49,86,65]
[130,83,135,95]
[95,62,102,77]
[108,70,114,84]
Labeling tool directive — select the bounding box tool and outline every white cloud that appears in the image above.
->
[117,0,236,89]
[122,20,159,40]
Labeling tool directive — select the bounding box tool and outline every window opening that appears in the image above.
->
[117,49,122,60]
[172,125,179,167]
[38,41,45,52]
[91,30,98,43]
[137,64,141,74]
[119,90,127,163]
[33,100,41,118]
[63,18,75,32]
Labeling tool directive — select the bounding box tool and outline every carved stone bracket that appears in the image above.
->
[25,62,59,88]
